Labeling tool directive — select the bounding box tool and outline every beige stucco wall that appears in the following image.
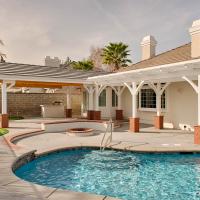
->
[120,82,197,131]
[167,82,197,130]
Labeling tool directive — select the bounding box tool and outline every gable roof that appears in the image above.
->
[119,43,197,72]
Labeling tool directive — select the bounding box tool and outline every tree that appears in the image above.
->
[72,59,94,71]
[102,42,132,71]
[89,46,103,71]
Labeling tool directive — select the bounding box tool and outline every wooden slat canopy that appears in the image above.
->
[0,80,82,88]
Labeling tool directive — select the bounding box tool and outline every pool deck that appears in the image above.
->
[1,118,200,200]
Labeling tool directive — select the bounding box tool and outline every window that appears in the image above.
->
[140,89,166,109]
[99,89,106,107]
[112,90,118,107]
[141,89,156,108]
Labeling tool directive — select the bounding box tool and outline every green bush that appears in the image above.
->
[9,115,24,120]
[0,128,9,136]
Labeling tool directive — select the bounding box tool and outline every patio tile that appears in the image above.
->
[48,189,105,200]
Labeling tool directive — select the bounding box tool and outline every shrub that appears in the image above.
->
[0,128,9,136]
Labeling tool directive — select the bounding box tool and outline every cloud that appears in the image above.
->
[0,0,200,65]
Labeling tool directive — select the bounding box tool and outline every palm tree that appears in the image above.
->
[102,42,132,71]
[72,59,94,71]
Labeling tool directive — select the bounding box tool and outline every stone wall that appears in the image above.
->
[0,93,81,117]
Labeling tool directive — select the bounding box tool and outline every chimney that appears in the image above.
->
[189,19,200,58]
[140,35,157,60]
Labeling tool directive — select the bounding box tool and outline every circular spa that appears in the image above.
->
[67,128,94,136]
[14,148,200,200]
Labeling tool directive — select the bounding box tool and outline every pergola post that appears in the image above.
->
[94,84,100,120]
[124,81,144,132]
[182,75,200,144]
[66,87,72,118]
[148,82,170,129]
[84,85,95,120]
[1,81,9,128]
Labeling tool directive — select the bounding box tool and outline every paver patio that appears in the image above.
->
[1,118,200,200]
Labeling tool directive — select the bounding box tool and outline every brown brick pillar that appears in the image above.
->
[87,110,95,120]
[65,109,72,118]
[0,114,9,128]
[154,116,164,129]
[93,111,101,120]
[116,110,123,120]
[194,126,200,144]
[129,117,139,132]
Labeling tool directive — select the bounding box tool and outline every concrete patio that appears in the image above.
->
[1,118,200,200]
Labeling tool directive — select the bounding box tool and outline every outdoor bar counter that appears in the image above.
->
[40,104,65,118]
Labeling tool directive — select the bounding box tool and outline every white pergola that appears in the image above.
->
[87,58,200,136]
[1,58,200,143]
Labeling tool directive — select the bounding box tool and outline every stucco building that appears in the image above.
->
[1,18,200,144]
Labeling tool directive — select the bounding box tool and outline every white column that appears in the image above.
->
[156,83,161,116]
[66,87,72,109]
[1,81,7,114]
[95,84,99,111]
[132,82,137,118]
[117,86,122,110]
[124,81,144,118]
[118,94,122,110]
[88,87,94,110]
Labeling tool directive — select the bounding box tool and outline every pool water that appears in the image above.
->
[15,149,200,200]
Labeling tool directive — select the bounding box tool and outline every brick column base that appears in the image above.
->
[93,111,101,120]
[65,109,72,118]
[129,117,140,132]
[154,116,164,129]
[0,114,9,128]
[116,110,123,120]
[87,110,95,120]
[194,126,200,144]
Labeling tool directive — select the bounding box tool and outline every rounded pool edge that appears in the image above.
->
[12,146,200,200]
[12,145,200,172]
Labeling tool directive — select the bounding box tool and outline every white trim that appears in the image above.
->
[88,59,200,85]
[138,108,167,112]
[182,76,198,94]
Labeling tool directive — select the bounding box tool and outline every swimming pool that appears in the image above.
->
[14,148,200,200]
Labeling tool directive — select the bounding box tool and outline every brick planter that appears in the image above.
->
[154,116,164,129]
[87,110,94,120]
[93,111,101,120]
[65,109,72,118]
[116,110,123,120]
[194,126,200,144]
[0,114,9,128]
[129,117,140,132]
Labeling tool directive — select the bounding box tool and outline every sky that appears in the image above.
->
[0,0,200,65]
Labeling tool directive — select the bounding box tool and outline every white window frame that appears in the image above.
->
[138,85,167,112]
